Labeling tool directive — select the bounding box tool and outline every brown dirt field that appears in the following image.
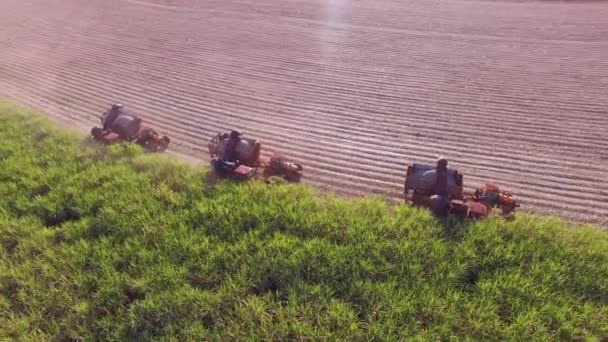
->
[1,0,607,224]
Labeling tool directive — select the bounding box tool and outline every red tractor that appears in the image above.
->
[208,131,303,182]
[404,160,464,216]
[208,131,261,181]
[404,159,518,219]
[91,104,170,152]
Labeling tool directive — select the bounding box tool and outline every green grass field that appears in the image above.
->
[1,101,607,340]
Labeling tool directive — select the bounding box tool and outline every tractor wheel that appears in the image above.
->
[286,172,302,183]
[158,136,170,152]
[429,195,450,217]
[137,136,157,152]
[286,164,303,182]
[403,187,412,203]
[251,142,262,165]
[91,127,104,140]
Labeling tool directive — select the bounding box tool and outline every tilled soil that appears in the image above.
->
[1,0,607,224]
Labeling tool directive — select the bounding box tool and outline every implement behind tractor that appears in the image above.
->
[264,152,303,182]
[451,183,519,219]
[404,159,518,219]
[91,104,170,152]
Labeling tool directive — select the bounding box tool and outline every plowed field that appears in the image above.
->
[1,0,607,224]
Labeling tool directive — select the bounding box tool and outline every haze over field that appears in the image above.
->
[1,0,607,223]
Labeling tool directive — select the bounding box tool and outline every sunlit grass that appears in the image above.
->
[1,101,607,340]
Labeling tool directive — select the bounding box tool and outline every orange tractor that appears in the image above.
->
[208,131,303,182]
[404,159,518,219]
[91,104,170,152]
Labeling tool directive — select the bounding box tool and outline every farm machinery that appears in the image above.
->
[208,131,303,182]
[264,152,304,182]
[404,158,519,219]
[450,183,519,219]
[91,104,170,152]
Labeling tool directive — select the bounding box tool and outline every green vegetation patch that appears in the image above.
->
[0,101,607,340]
